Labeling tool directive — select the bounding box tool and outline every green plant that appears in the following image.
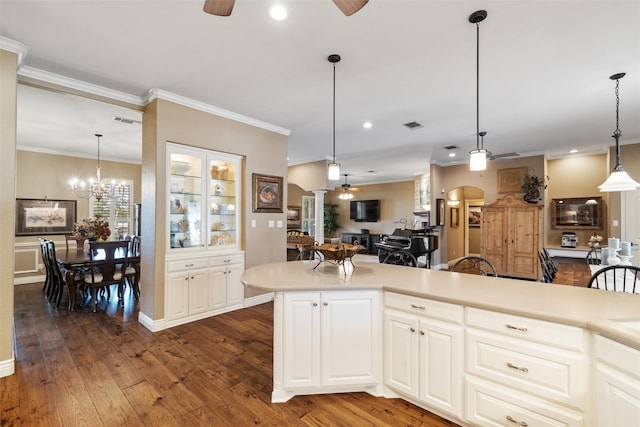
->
[521,175,548,203]
[324,203,340,237]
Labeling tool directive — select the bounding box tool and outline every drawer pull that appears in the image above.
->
[312,302,318,307]
[506,415,528,426]
[410,327,416,333]
[506,324,528,332]
[185,263,194,267]
[506,362,529,373]
[410,304,426,310]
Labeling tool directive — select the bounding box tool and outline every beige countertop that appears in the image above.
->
[241,260,640,349]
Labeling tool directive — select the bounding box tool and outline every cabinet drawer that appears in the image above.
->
[594,334,640,377]
[466,376,584,427]
[167,258,209,272]
[466,307,584,351]
[384,291,462,324]
[467,328,586,409]
[210,253,244,267]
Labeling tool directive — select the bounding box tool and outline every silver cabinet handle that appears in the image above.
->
[410,304,425,310]
[507,415,528,426]
[507,363,529,372]
[323,302,328,306]
[506,324,528,332]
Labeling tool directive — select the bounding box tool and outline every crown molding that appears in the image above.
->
[0,37,28,68]
[18,66,144,107]
[144,88,291,136]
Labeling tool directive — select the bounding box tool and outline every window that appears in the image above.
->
[301,195,315,236]
[90,180,134,239]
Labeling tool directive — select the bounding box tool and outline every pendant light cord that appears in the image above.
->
[613,78,622,167]
[476,21,480,150]
[333,61,336,163]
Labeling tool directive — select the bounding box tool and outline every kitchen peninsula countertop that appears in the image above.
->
[241,260,640,349]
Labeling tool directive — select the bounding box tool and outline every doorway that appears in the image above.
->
[446,187,485,264]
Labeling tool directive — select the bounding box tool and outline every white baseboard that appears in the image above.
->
[244,293,274,307]
[14,274,46,285]
[0,357,15,378]
[138,311,165,332]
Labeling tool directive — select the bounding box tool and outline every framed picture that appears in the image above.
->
[252,173,283,213]
[468,206,482,227]
[16,198,77,236]
[436,198,445,226]
[287,206,301,228]
[497,167,527,193]
[450,207,459,228]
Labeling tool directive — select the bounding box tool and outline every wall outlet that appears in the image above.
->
[613,220,619,227]
[277,220,283,228]
[251,219,256,228]
[268,220,275,228]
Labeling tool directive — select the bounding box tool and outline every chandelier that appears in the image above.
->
[69,134,124,201]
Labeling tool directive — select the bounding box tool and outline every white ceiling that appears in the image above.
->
[2,0,639,188]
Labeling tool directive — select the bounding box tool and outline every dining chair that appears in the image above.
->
[542,248,558,275]
[39,238,55,299]
[65,234,79,251]
[587,265,640,293]
[123,236,141,299]
[451,256,498,277]
[44,239,84,308]
[84,240,129,312]
[585,247,602,265]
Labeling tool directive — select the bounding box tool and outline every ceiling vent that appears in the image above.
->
[403,121,423,130]
[113,116,141,125]
[489,152,520,160]
[444,145,459,150]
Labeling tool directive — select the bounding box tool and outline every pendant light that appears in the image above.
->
[468,10,490,171]
[69,134,123,201]
[598,73,640,192]
[327,54,341,181]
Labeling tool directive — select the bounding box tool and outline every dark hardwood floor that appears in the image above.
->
[1,283,457,427]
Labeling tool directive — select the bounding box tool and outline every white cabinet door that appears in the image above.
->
[321,291,379,387]
[187,268,208,315]
[166,272,189,320]
[208,266,227,310]
[283,292,321,389]
[225,263,244,306]
[384,310,419,398]
[595,363,640,426]
[418,318,463,416]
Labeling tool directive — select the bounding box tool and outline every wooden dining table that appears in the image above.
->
[57,248,140,311]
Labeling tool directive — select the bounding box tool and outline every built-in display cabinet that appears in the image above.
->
[165,143,244,329]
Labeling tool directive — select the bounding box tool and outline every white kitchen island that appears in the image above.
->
[241,260,640,426]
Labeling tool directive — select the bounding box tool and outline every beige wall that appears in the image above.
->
[607,143,640,239]
[288,160,330,191]
[1,49,18,374]
[141,98,288,319]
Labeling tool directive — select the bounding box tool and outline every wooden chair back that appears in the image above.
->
[451,256,498,277]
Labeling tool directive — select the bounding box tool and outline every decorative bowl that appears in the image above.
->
[312,243,364,262]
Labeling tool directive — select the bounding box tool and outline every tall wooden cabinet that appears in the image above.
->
[481,193,543,280]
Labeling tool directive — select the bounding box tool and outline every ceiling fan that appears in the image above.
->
[338,174,361,200]
[203,0,368,16]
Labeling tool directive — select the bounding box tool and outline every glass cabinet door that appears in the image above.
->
[208,156,239,248]
[169,152,203,249]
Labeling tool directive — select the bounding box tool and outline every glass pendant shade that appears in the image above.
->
[338,191,354,200]
[598,168,640,192]
[328,162,340,181]
[469,149,488,171]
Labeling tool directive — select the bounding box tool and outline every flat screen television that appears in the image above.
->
[350,200,380,222]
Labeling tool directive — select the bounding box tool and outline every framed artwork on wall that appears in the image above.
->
[468,206,482,227]
[252,173,283,213]
[497,167,527,193]
[287,206,301,228]
[16,198,77,236]
[436,198,445,226]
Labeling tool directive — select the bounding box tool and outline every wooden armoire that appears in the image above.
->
[481,193,543,280]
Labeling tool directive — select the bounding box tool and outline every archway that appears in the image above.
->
[446,186,484,265]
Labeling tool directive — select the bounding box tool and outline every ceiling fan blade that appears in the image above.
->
[332,0,368,16]
[203,0,235,16]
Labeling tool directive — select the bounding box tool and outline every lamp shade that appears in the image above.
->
[328,162,341,181]
[338,192,354,200]
[598,169,640,192]
[469,149,487,171]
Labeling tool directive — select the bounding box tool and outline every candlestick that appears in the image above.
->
[608,238,620,251]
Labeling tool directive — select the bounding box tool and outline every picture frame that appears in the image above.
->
[450,207,459,228]
[468,206,482,227]
[436,198,445,226]
[287,206,301,228]
[497,167,528,193]
[16,198,77,236]
[252,173,283,213]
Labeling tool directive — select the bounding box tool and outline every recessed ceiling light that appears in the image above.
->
[569,149,578,154]
[363,121,372,129]
[449,152,456,158]
[269,4,288,20]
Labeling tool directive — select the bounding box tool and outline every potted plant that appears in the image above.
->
[324,203,340,237]
[522,175,547,203]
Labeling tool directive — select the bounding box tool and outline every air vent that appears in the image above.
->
[490,152,520,159]
[403,121,423,130]
[113,116,141,125]
[444,145,459,150]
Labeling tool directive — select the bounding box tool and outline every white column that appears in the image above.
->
[313,190,326,244]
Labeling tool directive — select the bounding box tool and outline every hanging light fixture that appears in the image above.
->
[69,134,123,201]
[598,73,640,192]
[327,54,341,181]
[468,10,491,171]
